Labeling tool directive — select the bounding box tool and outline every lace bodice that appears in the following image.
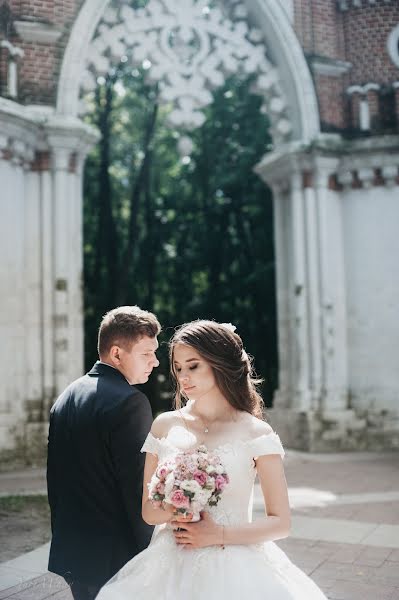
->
[141,426,285,526]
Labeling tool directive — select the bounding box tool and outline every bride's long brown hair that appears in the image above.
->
[169,320,265,419]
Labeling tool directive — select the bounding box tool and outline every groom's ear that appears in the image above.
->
[108,345,121,364]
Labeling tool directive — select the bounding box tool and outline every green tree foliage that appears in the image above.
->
[83,65,277,411]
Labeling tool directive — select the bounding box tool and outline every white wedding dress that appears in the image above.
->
[96,426,327,600]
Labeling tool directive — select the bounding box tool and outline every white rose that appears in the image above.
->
[164,472,175,500]
[215,465,224,475]
[180,479,201,494]
[196,489,213,506]
[205,479,215,492]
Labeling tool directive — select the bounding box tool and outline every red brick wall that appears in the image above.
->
[342,4,399,85]
[2,0,83,103]
[293,0,345,59]
[293,0,399,133]
[11,0,80,28]
[314,74,350,131]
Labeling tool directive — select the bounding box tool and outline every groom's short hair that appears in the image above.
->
[98,306,161,357]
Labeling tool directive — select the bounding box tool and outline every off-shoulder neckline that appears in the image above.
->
[145,427,283,454]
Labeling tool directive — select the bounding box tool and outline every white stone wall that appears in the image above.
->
[257,136,399,450]
[0,100,97,463]
[342,185,399,412]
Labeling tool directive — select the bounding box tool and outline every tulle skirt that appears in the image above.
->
[96,526,327,600]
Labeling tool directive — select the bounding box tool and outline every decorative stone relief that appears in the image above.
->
[79,0,292,144]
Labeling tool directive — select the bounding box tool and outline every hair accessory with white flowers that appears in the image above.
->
[221,322,236,333]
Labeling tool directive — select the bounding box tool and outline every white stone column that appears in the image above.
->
[24,149,43,421]
[303,181,323,409]
[50,145,74,396]
[272,182,291,408]
[0,137,24,451]
[46,118,99,397]
[67,154,85,382]
[9,143,27,424]
[72,154,85,379]
[288,170,311,410]
[0,136,10,415]
[40,157,56,411]
[313,158,348,412]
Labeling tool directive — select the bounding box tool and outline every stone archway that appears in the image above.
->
[54,0,340,444]
[56,0,346,451]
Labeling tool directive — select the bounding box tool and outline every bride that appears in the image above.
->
[96,320,327,599]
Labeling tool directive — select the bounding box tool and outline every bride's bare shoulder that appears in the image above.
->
[151,410,183,439]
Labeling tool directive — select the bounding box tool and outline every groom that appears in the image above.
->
[47,306,161,600]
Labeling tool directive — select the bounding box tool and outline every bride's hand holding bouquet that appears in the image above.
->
[147,445,229,547]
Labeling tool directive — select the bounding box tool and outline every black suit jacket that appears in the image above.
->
[47,362,154,587]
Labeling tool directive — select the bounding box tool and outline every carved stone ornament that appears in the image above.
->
[80,0,292,142]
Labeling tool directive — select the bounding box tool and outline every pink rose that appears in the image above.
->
[193,470,208,486]
[177,465,189,475]
[157,466,169,480]
[215,475,227,491]
[171,489,190,508]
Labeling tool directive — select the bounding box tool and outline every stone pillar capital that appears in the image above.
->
[0,134,8,151]
[382,164,399,187]
[9,139,35,168]
[312,155,340,188]
[45,114,100,159]
[50,146,72,172]
[357,167,375,188]
[290,169,303,192]
[337,171,354,190]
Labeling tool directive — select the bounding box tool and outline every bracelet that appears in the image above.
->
[221,525,225,550]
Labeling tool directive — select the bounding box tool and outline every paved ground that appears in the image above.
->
[0,450,398,599]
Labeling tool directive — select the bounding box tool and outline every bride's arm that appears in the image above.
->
[224,454,291,544]
[141,452,175,525]
[173,454,291,547]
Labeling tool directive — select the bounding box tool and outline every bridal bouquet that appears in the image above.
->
[148,445,229,521]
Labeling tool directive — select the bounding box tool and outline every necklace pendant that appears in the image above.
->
[204,427,209,433]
